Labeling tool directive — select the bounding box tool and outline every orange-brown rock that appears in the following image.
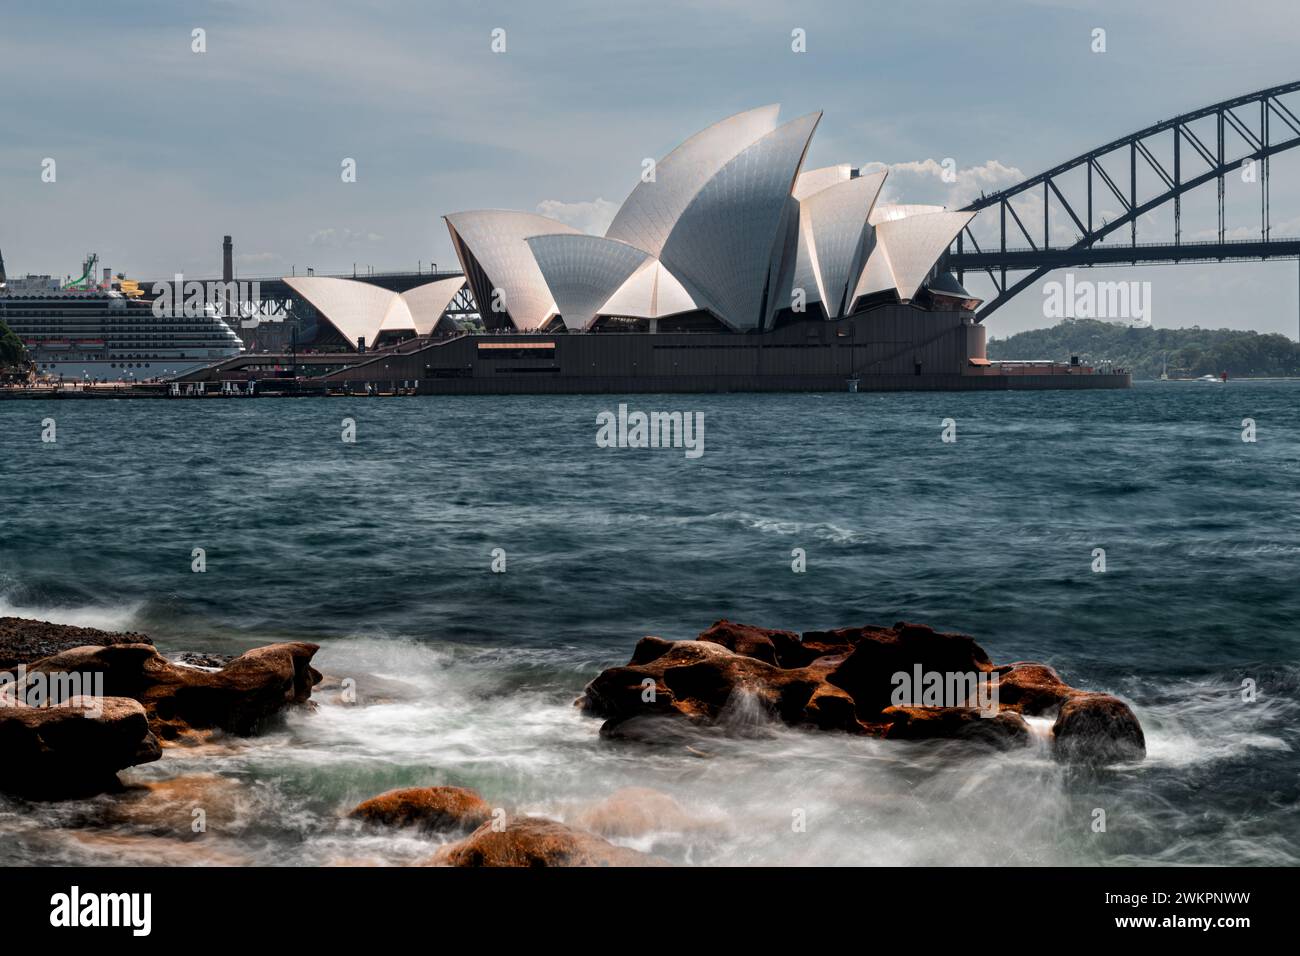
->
[24,641,321,740]
[580,637,860,733]
[433,816,665,867]
[696,620,805,667]
[882,705,1030,746]
[580,619,1145,764]
[573,787,709,839]
[991,663,1076,715]
[0,696,161,798]
[350,786,492,833]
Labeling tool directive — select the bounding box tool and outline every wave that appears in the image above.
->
[1136,671,1298,770]
[702,511,872,546]
[0,596,144,633]
[3,631,1297,866]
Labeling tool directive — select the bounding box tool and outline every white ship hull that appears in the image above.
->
[32,351,237,382]
[2,289,245,382]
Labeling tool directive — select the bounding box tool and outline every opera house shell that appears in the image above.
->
[282,107,1129,391]
[283,275,466,350]
[443,105,978,334]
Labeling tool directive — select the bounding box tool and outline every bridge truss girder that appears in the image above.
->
[949,81,1300,319]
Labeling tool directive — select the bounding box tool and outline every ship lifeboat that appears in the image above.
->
[78,339,107,349]
[43,339,72,351]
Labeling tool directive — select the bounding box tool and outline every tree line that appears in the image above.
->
[987,319,1300,378]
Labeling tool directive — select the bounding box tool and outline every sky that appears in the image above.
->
[2,0,1299,338]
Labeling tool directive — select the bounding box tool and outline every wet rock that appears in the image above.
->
[823,622,995,719]
[882,706,1031,748]
[114,774,245,833]
[1052,694,1147,765]
[350,786,492,833]
[0,617,153,671]
[696,620,805,667]
[24,640,322,740]
[581,620,1145,764]
[64,831,254,867]
[432,816,666,867]
[0,696,162,798]
[991,663,1075,715]
[173,652,235,670]
[580,638,860,734]
[573,787,710,839]
[314,672,424,706]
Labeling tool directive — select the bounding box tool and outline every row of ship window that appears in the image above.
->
[39,362,153,369]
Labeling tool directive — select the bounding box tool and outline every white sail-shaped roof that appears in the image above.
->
[849,209,975,307]
[605,105,780,258]
[284,275,465,345]
[869,203,946,225]
[800,170,888,317]
[444,210,580,331]
[283,275,413,349]
[851,233,897,302]
[525,234,649,330]
[657,112,822,331]
[378,302,417,337]
[792,164,852,201]
[791,212,824,308]
[402,276,465,335]
[878,210,975,300]
[598,259,697,319]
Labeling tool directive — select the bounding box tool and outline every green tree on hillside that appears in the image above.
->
[987,319,1300,378]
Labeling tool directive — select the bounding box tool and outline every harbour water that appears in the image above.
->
[0,382,1297,865]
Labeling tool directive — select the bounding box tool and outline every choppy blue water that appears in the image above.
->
[1,381,1297,866]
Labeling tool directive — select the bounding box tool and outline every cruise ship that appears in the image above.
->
[0,256,244,381]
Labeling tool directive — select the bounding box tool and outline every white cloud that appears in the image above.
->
[863,158,1027,209]
[535,198,621,236]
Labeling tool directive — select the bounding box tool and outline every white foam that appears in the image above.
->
[0,598,143,633]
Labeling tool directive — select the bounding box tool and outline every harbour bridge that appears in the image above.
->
[155,81,1300,335]
[947,80,1300,323]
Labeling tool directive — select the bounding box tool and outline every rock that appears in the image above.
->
[24,640,322,740]
[0,696,162,798]
[579,637,860,734]
[1052,694,1146,765]
[696,620,805,667]
[573,787,706,838]
[173,652,235,670]
[314,672,424,706]
[823,622,995,719]
[991,663,1075,715]
[0,617,153,671]
[882,706,1031,747]
[433,817,666,867]
[113,774,245,832]
[63,831,254,867]
[350,786,492,833]
[580,619,1145,764]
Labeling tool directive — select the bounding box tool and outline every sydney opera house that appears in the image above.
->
[284,106,1128,392]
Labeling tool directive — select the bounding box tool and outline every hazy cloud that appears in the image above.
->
[535,198,621,235]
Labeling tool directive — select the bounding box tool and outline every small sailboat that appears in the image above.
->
[1159,353,1169,381]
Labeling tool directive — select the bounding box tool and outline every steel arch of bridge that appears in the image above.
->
[444,284,478,317]
[948,80,1300,320]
